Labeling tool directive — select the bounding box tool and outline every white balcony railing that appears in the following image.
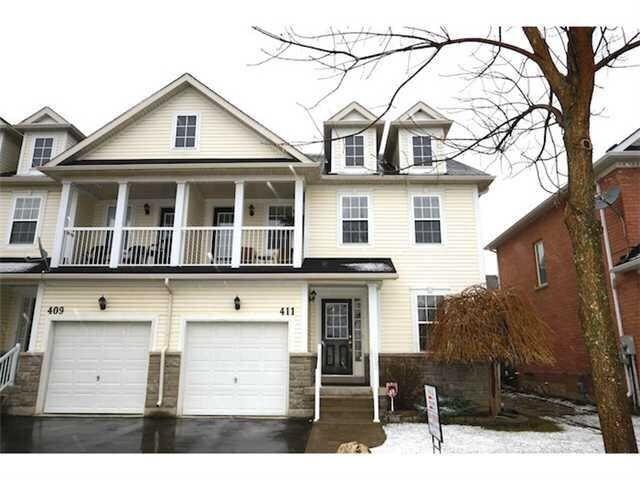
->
[240,226,294,266]
[61,227,114,266]
[181,227,234,265]
[0,343,21,393]
[120,227,173,265]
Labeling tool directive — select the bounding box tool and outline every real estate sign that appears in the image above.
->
[425,384,443,448]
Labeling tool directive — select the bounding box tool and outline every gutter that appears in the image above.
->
[0,272,400,281]
[612,256,640,274]
[157,278,174,407]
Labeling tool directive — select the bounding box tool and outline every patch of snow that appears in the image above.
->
[374,414,640,454]
[505,391,597,414]
[342,262,393,272]
[0,262,39,273]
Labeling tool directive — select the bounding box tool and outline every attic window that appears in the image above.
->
[174,114,198,148]
[412,136,433,166]
[32,137,54,167]
[345,135,364,167]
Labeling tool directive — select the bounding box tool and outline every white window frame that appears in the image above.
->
[171,112,200,150]
[344,134,365,168]
[534,240,548,287]
[412,135,433,166]
[31,137,55,168]
[5,193,47,247]
[337,193,373,247]
[409,192,445,246]
[411,288,448,353]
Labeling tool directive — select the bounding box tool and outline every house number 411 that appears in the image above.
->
[280,307,295,316]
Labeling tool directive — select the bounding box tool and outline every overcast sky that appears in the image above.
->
[2,2,639,275]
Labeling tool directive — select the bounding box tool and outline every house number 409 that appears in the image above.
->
[280,307,295,316]
[48,306,64,315]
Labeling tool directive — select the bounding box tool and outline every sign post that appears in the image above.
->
[424,385,443,454]
[386,382,398,412]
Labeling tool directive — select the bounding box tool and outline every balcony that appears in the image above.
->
[54,179,303,269]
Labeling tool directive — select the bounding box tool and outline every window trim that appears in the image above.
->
[533,239,548,288]
[409,192,445,246]
[411,288,448,353]
[344,134,365,168]
[337,192,373,247]
[411,135,433,167]
[31,136,55,168]
[171,112,200,150]
[5,193,47,247]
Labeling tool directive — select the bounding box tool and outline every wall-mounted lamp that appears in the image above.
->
[98,296,107,311]
[143,203,151,215]
[234,296,241,311]
[249,204,255,216]
[309,290,317,302]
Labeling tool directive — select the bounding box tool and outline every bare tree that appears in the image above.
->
[254,26,639,453]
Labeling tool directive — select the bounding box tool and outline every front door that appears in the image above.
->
[212,207,234,264]
[157,208,175,264]
[321,299,353,375]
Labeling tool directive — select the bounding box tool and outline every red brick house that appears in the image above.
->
[486,130,640,403]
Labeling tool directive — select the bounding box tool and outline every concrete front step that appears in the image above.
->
[320,386,372,396]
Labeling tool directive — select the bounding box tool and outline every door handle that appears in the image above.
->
[96,375,100,382]
[234,377,238,384]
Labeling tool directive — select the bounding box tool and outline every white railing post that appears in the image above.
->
[314,342,322,422]
[170,182,188,266]
[0,343,21,393]
[293,178,304,268]
[231,181,245,268]
[110,182,129,268]
[51,182,74,268]
[368,283,381,423]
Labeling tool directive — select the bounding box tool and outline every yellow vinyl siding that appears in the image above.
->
[34,280,306,353]
[83,87,291,160]
[305,182,483,352]
[0,186,61,258]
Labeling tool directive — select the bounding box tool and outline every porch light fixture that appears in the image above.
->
[309,290,317,302]
[98,296,107,311]
[234,296,241,310]
[249,204,255,216]
[143,203,151,215]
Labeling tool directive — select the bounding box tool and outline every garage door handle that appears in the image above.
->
[96,375,100,382]
[234,377,238,384]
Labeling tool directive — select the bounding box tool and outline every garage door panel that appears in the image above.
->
[182,322,288,416]
[44,321,151,414]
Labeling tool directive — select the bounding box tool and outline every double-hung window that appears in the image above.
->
[174,114,198,148]
[416,294,444,351]
[412,136,433,166]
[9,197,42,244]
[341,195,369,244]
[534,240,547,287]
[413,195,441,244]
[268,205,294,251]
[345,135,364,167]
[32,137,54,167]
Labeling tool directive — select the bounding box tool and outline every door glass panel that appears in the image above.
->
[325,302,349,339]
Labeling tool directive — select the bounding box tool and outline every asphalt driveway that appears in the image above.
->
[0,416,312,453]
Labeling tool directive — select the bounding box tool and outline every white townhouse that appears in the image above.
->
[0,74,493,420]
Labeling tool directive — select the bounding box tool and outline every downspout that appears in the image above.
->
[596,183,632,394]
[158,278,174,407]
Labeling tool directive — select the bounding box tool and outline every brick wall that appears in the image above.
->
[4,353,43,416]
[289,353,315,417]
[145,352,181,416]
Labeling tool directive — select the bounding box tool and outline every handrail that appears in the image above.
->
[314,342,322,422]
[241,226,294,231]
[0,343,21,393]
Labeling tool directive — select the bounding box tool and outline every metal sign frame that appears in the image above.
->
[424,384,443,453]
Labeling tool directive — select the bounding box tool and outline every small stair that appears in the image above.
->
[319,386,374,423]
[321,375,366,386]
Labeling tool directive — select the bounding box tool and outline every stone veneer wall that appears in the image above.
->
[379,354,492,413]
[4,353,43,416]
[289,353,315,417]
[145,352,181,416]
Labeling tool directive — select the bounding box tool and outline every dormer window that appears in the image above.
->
[174,114,198,148]
[412,136,433,166]
[345,135,364,167]
[32,137,54,167]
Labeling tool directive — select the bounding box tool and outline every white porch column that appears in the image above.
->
[367,282,381,423]
[51,182,74,268]
[170,182,189,266]
[293,178,304,268]
[109,182,129,268]
[231,180,245,268]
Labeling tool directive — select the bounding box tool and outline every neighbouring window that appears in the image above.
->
[413,196,441,243]
[9,197,41,244]
[416,294,444,351]
[412,136,433,166]
[534,240,547,287]
[341,195,369,244]
[32,137,54,167]
[345,135,364,167]
[174,114,197,148]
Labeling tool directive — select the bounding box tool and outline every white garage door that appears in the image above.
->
[45,321,151,414]
[182,322,288,416]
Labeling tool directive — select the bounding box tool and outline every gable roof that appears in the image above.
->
[325,101,381,124]
[14,106,85,140]
[46,73,314,167]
